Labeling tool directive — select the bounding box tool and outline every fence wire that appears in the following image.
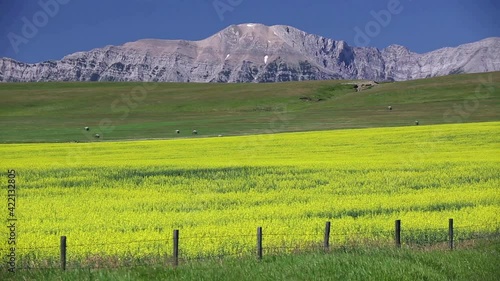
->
[4,223,499,271]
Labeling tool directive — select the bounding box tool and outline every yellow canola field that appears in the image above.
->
[1,122,499,262]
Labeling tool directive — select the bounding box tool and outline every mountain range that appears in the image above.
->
[1,23,499,83]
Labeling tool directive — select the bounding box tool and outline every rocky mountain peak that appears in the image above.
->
[383,44,412,54]
[1,24,499,83]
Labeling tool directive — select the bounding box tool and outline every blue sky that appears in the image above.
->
[0,0,499,63]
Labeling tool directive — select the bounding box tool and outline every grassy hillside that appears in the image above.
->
[0,72,498,143]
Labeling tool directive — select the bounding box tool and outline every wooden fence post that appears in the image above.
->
[395,220,401,248]
[257,227,263,260]
[449,218,454,250]
[60,236,67,271]
[324,221,331,251]
[173,229,179,267]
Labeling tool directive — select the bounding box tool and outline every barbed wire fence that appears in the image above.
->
[2,219,499,271]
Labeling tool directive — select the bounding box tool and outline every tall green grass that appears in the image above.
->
[2,239,499,281]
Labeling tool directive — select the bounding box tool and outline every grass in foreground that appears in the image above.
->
[3,239,499,281]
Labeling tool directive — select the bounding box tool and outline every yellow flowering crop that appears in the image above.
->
[0,122,498,264]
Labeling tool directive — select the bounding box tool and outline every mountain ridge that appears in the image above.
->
[1,23,499,82]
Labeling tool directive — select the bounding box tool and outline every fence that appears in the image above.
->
[5,218,500,271]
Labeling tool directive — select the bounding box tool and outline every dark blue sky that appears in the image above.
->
[1,0,499,63]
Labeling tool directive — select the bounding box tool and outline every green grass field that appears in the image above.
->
[1,73,499,280]
[2,239,499,281]
[0,72,498,143]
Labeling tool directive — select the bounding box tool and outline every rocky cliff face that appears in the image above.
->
[1,23,499,82]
